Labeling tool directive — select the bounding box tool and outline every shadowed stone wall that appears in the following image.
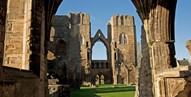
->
[48,13,91,88]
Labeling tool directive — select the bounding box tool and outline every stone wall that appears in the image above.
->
[90,60,112,84]
[0,67,40,97]
[48,79,70,97]
[0,0,61,97]
[70,13,91,85]
[3,0,32,70]
[48,16,70,85]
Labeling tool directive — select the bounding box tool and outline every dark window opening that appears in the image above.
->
[86,41,89,47]
[114,53,117,60]
[87,52,90,60]
[91,62,94,69]
[119,33,127,44]
[106,62,109,69]
[121,16,124,25]
[96,62,99,69]
[56,40,67,55]
[101,62,104,69]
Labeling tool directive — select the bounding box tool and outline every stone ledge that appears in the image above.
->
[158,66,191,78]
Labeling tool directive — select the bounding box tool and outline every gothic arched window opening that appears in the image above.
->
[119,33,127,44]
[56,40,67,56]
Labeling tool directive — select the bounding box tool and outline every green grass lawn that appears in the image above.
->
[70,84,135,97]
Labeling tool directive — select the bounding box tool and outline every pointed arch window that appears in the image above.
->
[56,40,67,55]
[119,33,127,44]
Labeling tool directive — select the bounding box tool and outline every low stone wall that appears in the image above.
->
[48,85,70,97]
[0,67,41,97]
[48,79,70,97]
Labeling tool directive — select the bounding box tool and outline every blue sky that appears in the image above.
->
[56,0,191,60]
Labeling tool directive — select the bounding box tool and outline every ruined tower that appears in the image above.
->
[48,13,91,87]
[68,13,91,85]
[108,15,137,85]
[48,15,70,85]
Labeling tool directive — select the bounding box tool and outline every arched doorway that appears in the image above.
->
[100,74,105,85]
[91,29,110,60]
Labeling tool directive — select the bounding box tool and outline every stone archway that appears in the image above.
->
[132,1,191,97]
[91,29,112,84]
[91,29,110,59]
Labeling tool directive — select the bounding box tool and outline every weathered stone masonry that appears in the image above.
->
[1,0,191,97]
[49,13,137,86]
[48,13,91,88]
[0,0,61,97]
[132,0,191,97]
[108,15,137,85]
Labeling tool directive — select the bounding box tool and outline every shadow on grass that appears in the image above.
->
[70,84,135,97]
[85,87,135,94]
[94,95,102,97]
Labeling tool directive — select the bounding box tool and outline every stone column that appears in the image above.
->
[45,0,62,96]
[132,0,177,97]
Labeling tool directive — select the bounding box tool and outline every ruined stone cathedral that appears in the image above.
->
[47,13,137,87]
[1,0,191,97]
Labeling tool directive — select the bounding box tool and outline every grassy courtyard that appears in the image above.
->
[70,84,135,97]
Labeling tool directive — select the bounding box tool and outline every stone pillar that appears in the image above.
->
[40,5,46,97]
[132,0,177,97]
[138,25,153,96]
[30,0,44,96]
[77,13,91,85]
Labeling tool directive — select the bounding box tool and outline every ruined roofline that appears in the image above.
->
[112,14,134,17]
[108,14,135,26]
[54,13,133,18]
[67,12,90,16]
[52,15,69,20]
[53,12,90,17]
[109,14,134,21]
